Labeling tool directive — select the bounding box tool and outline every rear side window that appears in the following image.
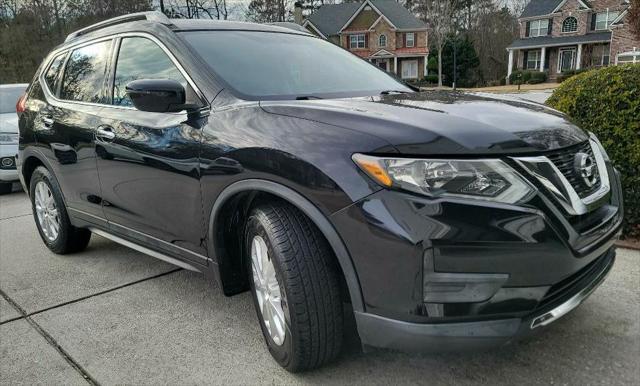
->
[44,53,66,95]
[60,40,112,103]
[112,37,188,107]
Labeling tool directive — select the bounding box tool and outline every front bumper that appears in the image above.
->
[331,162,623,351]
[355,249,615,351]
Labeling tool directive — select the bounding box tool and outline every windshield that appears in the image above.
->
[0,86,26,114]
[180,31,410,100]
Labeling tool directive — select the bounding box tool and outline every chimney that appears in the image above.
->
[294,2,303,25]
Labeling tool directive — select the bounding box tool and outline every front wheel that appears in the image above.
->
[29,166,91,254]
[246,202,343,372]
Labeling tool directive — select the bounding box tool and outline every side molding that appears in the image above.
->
[208,179,365,312]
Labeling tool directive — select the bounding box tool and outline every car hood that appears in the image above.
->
[259,91,588,155]
[0,113,19,134]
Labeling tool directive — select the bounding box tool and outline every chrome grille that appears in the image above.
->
[546,141,601,199]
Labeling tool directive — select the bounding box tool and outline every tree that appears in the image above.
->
[246,0,291,23]
[162,0,229,20]
[430,35,480,87]
[417,0,458,87]
[630,0,640,42]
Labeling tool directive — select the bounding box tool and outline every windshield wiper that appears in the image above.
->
[295,95,323,100]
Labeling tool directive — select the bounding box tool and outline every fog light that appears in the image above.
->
[1,157,15,168]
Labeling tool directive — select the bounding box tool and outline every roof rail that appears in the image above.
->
[65,11,172,42]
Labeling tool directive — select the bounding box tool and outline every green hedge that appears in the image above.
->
[423,74,439,84]
[509,70,547,84]
[557,68,588,83]
[546,64,640,239]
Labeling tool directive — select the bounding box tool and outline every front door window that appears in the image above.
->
[559,49,576,72]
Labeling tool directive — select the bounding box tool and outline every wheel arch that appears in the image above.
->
[20,150,54,197]
[208,179,364,312]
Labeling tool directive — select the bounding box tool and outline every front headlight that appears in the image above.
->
[0,133,19,145]
[352,154,533,204]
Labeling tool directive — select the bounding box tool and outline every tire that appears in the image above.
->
[245,202,343,372]
[0,182,12,195]
[29,166,91,254]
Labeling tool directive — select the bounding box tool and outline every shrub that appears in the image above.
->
[528,71,547,84]
[427,56,438,73]
[509,70,547,84]
[546,64,640,239]
[557,68,588,82]
[424,74,439,84]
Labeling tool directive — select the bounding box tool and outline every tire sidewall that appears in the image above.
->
[245,213,296,369]
[29,167,71,252]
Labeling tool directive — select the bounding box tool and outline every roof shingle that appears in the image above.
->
[520,0,562,18]
[507,31,611,49]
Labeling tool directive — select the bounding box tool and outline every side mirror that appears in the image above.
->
[125,79,189,113]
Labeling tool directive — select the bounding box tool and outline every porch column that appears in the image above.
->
[540,47,546,72]
[424,55,428,77]
[394,56,398,75]
[507,49,514,82]
[576,44,582,69]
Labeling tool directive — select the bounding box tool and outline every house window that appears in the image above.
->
[562,17,578,33]
[528,19,549,37]
[526,50,541,70]
[401,60,418,79]
[595,11,620,30]
[590,44,610,67]
[379,34,387,47]
[350,34,366,49]
[406,33,415,48]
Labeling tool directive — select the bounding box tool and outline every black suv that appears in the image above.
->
[17,12,623,372]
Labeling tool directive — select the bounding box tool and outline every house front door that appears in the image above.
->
[559,48,576,72]
[377,60,388,71]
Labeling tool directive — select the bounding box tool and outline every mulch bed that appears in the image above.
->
[616,239,640,251]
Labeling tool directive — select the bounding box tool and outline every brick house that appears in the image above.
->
[297,0,429,80]
[507,0,639,82]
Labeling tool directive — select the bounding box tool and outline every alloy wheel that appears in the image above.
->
[251,235,286,346]
[34,181,60,241]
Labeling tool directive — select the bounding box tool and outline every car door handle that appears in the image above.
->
[96,126,116,141]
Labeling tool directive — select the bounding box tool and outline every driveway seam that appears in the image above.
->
[0,268,182,326]
[0,289,100,386]
[0,213,32,221]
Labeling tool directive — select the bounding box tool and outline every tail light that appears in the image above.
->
[16,93,27,113]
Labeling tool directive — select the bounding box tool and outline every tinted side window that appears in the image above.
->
[60,40,112,103]
[113,37,187,107]
[44,53,66,95]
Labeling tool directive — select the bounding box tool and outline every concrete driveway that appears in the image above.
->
[1,190,639,385]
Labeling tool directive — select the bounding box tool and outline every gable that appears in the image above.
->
[311,0,426,36]
[345,8,380,31]
[552,0,590,13]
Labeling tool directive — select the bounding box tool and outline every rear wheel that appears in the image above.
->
[29,166,91,254]
[245,202,343,372]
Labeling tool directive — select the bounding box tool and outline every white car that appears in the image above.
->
[0,83,27,194]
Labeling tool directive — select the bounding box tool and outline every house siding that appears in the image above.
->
[510,0,639,82]
[611,12,640,63]
[371,18,396,50]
